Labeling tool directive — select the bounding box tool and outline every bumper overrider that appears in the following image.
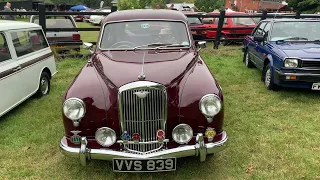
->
[59,131,228,166]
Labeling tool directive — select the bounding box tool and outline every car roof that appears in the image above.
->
[103,9,188,23]
[0,20,41,31]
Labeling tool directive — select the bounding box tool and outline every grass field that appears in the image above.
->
[0,21,320,179]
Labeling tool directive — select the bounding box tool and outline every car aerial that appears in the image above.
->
[30,15,82,54]
[203,11,256,45]
[59,9,228,172]
[0,20,56,118]
[89,8,111,25]
[182,11,207,41]
[242,19,320,90]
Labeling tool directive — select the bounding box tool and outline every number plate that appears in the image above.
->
[312,83,320,90]
[113,158,176,172]
[192,31,197,34]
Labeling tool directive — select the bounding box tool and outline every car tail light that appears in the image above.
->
[73,34,81,41]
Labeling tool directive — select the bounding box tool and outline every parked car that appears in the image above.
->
[84,9,95,22]
[59,9,228,171]
[0,20,56,118]
[203,12,256,45]
[183,11,207,40]
[243,19,320,90]
[73,10,85,22]
[89,8,111,25]
[30,15,82,54]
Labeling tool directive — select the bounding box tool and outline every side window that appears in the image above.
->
[263,22,271,38]
[253,22,267,36]
[202,18,213,24]
[213,18,228,24]
[0,33,12,63]
[11,29,48,57]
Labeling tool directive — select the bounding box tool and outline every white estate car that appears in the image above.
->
[89,9,111,25]
[0,20,57,118]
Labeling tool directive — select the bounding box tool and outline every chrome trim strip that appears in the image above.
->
[59,131,228,166]
[98,19,193,51]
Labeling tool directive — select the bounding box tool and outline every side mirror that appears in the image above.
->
[195,41,206,52]
[253,35,264,42]
[83,42,93,53]
[196,41,207,48]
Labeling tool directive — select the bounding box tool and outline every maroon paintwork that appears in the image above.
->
[62,9,224,149]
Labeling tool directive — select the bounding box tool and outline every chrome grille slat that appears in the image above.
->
[118,82,167,153]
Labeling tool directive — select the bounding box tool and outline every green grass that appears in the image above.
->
[1,20,320,179]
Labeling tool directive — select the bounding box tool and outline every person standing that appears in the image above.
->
[3,2,16,21]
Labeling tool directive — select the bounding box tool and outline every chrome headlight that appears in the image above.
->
[199,94,222,117]
[172,124,193,144]
[95,127,117,147]
[63,98,86,121]
[284,58,299,68]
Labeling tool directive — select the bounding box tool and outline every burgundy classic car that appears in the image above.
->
[60,9,228,172]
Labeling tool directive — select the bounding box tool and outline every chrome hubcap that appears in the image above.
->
[40,78,49,94]
[265,68,271,87]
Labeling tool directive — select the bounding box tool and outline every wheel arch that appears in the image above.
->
[40,67,52,80]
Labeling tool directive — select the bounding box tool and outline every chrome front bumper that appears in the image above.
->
[59,131,228,166]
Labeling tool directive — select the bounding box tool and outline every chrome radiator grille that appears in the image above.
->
[118,82,167,153]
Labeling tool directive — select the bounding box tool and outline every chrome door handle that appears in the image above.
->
[12,66,21,72]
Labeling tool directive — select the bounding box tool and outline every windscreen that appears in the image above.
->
[100,20,190,50]
[270,21,320,41]
[33,16,75,28]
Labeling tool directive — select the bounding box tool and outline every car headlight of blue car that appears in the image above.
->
[284,58,299,68]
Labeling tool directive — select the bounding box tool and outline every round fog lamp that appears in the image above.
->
[95,127,117,147]
[172,124,193,144]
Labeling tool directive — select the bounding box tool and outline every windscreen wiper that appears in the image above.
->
[278,37,309,41]
[156,44,189,49]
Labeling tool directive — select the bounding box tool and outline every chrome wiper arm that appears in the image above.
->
[155,44,189,49]
[277,37,309,41]
[133,43,171,51]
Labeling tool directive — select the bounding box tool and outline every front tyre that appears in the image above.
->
[263,63,277,90]
[35,71,50,97]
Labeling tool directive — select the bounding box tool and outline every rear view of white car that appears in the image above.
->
[0,20,57,118]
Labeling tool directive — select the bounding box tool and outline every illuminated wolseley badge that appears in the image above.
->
[70,130,81,145]
[133,91,150,99]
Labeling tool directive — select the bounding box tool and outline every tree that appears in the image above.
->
[287,0,320,13]
[118,0,166,10]
[194,0,224,12]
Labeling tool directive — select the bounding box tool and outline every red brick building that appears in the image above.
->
[225,0,292,13]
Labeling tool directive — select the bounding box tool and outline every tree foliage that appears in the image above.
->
[194,0,224,12]
[118,0,166,10]
[287,0,320,13]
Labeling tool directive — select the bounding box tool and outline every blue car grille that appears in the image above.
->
[301,60,320,69]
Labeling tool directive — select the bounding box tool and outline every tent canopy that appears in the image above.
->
[70,5,90,11]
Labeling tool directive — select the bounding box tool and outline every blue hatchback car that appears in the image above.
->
[242,19,320,90]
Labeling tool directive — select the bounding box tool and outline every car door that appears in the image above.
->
[0,31,22,117]
[10,29,52,100]
[247,21,267,69]
[255,22,272,70]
